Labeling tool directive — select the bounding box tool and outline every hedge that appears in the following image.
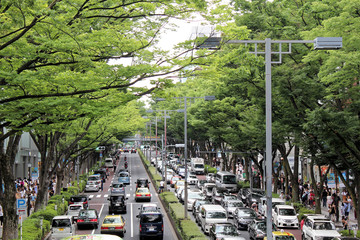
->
[179,220,208,240]
[17,218,50,240]
[204,165,217,174]
[169,203,185,225]
[161,191,179,207]
[340,230,360,237]
[237,181,250,189]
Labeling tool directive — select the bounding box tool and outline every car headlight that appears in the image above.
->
[315,236,322,240]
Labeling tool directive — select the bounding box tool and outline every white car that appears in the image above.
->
[302,214,341,240]
[273,205,299,228]
[223,200,244,218]
[186,173,198,185]
[66,204,84,220]
[166,169,174,183]
[84,181,100,192]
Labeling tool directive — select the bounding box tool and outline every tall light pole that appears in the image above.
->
[157,95,215,219]
[221,37,342,240]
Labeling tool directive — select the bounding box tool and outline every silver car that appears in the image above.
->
[66,204,84,220]
[85,181,100,192]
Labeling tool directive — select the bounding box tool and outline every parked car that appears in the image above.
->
[66,204,84,221]
[273,205,299,228]
[77,209,99,229]
[69,195,90,209]
[100,215,126,237]
[233,207,258,230]
[135,187,151,202]
[170,176,181,188]
[209,223,241,240]
[248,218,278,240]
[110,182,125,195]
[137,210,164,240]
[108,194,128,214]
[87,174,102,188]
[135,178,150,190]
[85,181,100,192]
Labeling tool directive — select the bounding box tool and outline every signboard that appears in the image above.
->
[327,173,336,188]
[17,198,26,215]
[31,167,39,180]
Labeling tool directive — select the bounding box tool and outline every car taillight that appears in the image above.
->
[145,194,151,196]
[139,224,142,232]
[115,226,123,229]
[101,227,108,230]
[77,219,84,222]
[162,224,164,232]
[90,219,98,222]
[83,201,88,205]
[136,194,142,196]
[69,202,74,205]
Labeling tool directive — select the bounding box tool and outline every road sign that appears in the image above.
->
[17,199,26,209]
[98,146,105,150]
[175,144,185,148]
[17,209,26,215]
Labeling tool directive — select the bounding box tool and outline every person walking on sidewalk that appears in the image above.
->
[322,187,328,207]
[0,204,3,227]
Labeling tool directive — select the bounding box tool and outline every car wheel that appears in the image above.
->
[301,234,305,240]
[120,232,124,237]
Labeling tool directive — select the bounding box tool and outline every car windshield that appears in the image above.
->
[224,195,237,200]
[207,211,227,219]
[229,202,244,207]
[138,188,150,193]
[215,225,238,235]
[237,209,256,217]
[79,211,97,218]
[69,205,82,210]
[103,217,121,224]
[141,214,162,223]
[70,197,86,202]
[119,173,129,177]
[206,186,215,191]
[223,175,237,184]
[188,192,204,199]
[313,222,335,230]
[142,206,157,211]
[257,222,277,231]
[110,196,124,201]
[194,164,204,168]
[172,177,180,181]
[177,181,185,186]
[52,219,71,227]
[112,183,123,188]
[279,209,296,216]
[275,236,295,240]
[88,176,100,181]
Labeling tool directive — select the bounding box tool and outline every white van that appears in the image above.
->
[215,171,237,192]
[198,204,227,235]
[50,215,76,240]
[259,197,285,216]
[104,158,114,168]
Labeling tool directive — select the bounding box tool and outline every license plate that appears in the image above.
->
[59,228,64,231]
[148,227,155,231]
[109,227,115,230]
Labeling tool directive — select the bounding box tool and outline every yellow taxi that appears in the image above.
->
[264,231,296,240]
[135,187,151,202]
[174,180,185,193]
[100,215,126,237]
[62,234,122,240]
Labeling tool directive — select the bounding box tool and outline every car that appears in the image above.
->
[246,193,263,208]
[223,200,244,218]
[178,167,186,178]
[135,187,151,202]
[332,238,360,240]
[94,169,107,181]
[108,194,128,214]
[66,204,84,221]
[69,195,90,209]
[85,181,100,192]
[209,223,241,240]
[175,180,185,193]
[50,215,76,240]
[248,218,278,240]
[203,182,216,199]
[220,237,246,240]
[62,234,122,240]
[100,215,126,237]
[302,214,341,240]
[170,176,181,188]
[135,178,150,190]
[206,173,215,182]
[220,194,238,207]
[87,174,102,188]
[138,203,160,215]
[77,209,99,229]
[117,169,130,176]
[192,199,211,217]
[180,189,206,210]
[212,187,230,205]
[186,172,198,185]
[264,231,296,240]
[123,148,129,153]
[110,182,125,195]
[118,172,130,185]
[273,205,299,228]
[166,169,175,183]
[233,207,258,230]
[137,210,164,240]
[131,148,137,153]
[104,158,114,168]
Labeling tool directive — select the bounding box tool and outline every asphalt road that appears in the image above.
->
[74,152,178,239]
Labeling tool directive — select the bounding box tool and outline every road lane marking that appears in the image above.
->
[91,203,104,234]
[96,194,101,198]
[104,194,108,198]
[131,203,133,237]
[89,195,94,198]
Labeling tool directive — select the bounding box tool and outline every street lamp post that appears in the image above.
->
[224,37,342,240]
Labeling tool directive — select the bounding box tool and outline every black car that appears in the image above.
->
[248,218,277,240]
[108,194,128,214]
[77,209,99,229]
[209,223,241,240]
[137,211,164,240]
[234,207,258,230]
[69,195,90,209]
[135,178,150,190]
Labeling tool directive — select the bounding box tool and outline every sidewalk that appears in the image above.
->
[320,205,358,229]
[0,208,33,239]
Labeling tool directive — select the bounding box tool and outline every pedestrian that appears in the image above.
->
[101,178,104,191]
[0,204,3,227]
[342,216,348,230]
[30,191,36,208]
[322,188,328,207]
[329,202,336,222]
[280,191,285,200]
[300,216,305,230]
[333,192,340,222]
[27,193,31,217]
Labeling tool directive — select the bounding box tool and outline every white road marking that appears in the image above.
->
[131,203,134,237]
[126,194,131,198]
[96,194,101,198]
[104,194,108,198]
[89,195,94,198]
[91,203,104,234]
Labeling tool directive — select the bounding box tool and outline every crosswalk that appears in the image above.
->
[88,193,132,199]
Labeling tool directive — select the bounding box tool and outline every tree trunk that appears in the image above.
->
[309,158,321,214]
[0,134,21,240]
[56,167,65,194]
